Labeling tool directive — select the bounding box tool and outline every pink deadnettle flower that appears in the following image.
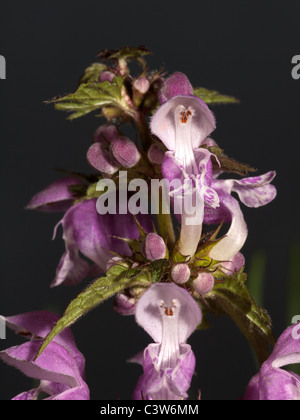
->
[131,283,202,400]
[0,311,89,400]
[151,72,277,261]
[27,181,152,287]
[243,323,300,400]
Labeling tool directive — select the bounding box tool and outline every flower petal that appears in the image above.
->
[158,72,193,104]
[207,192,248,261]
[151,95,216,151]
[135,283,201,344]
[268,324,300,368]
[26,177,82,212]
[12,389,38,400]
[214,171,277,208]
[258,365,300,400]
[59,199,130,270]
[5,311,86,378]
[52,249,90,287]
[133,343,196,400]
[54,199,153,286]
[244,324,300,400]
[0,341,85,392]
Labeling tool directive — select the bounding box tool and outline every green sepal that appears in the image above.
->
[48,76,131,120]
[149,259,171,283]
[193,87,239,105]
[206,145,257,176]
[201,269,275,365]
[191,225,224,270]
[73,181,104,203]
[35,263,152,359]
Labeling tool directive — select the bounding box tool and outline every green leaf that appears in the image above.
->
[97,45,152,62]
[79,63,107,84]
[203,269,275,365]
[194,87,239,105]
[35,264,151,359]
[48,76,130,120]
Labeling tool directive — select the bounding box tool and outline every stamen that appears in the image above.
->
[180,109,192,124]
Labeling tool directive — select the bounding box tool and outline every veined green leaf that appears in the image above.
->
[49,76,129,120]
[203,269,275,365]
[194,87,239,105]
[35,264,151,359]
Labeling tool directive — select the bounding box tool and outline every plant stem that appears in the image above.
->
[156,188,176,250]
[134,111,152,151]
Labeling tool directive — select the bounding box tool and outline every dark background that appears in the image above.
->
[0,0,299,400]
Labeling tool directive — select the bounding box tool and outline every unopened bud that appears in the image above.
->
[193,273,214,296]
[133,76,150,95]
[110,137,141,168]
[106,256,124,271]
[87,141,119,175]
[171,264,191,284]
[221,253,245,276]
[142,233,166,262]
[99,71,115,83]
[113,293,136,316]
[93,125,118,144]
[148,144,165,165]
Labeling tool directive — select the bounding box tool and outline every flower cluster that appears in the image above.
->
[1,47,299,400]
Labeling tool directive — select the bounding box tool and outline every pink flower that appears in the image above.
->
[0,311,90,400]
[131,283,201,400]
[244,324,300,400]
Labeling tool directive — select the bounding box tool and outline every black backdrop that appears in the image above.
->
[0,0,299,400]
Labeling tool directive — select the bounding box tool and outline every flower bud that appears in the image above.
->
[93,125,118,144]
[99,71,115,83]
[171,264,191,284]
[147,144,165,165]
[110,137,141,168]
[87,141,119,175]
[106,256,124,271]
[193,273,214,296]
[141,233,166,262]
[113,293,136,316]
[221,252,245,276]
[133,76,150,95]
